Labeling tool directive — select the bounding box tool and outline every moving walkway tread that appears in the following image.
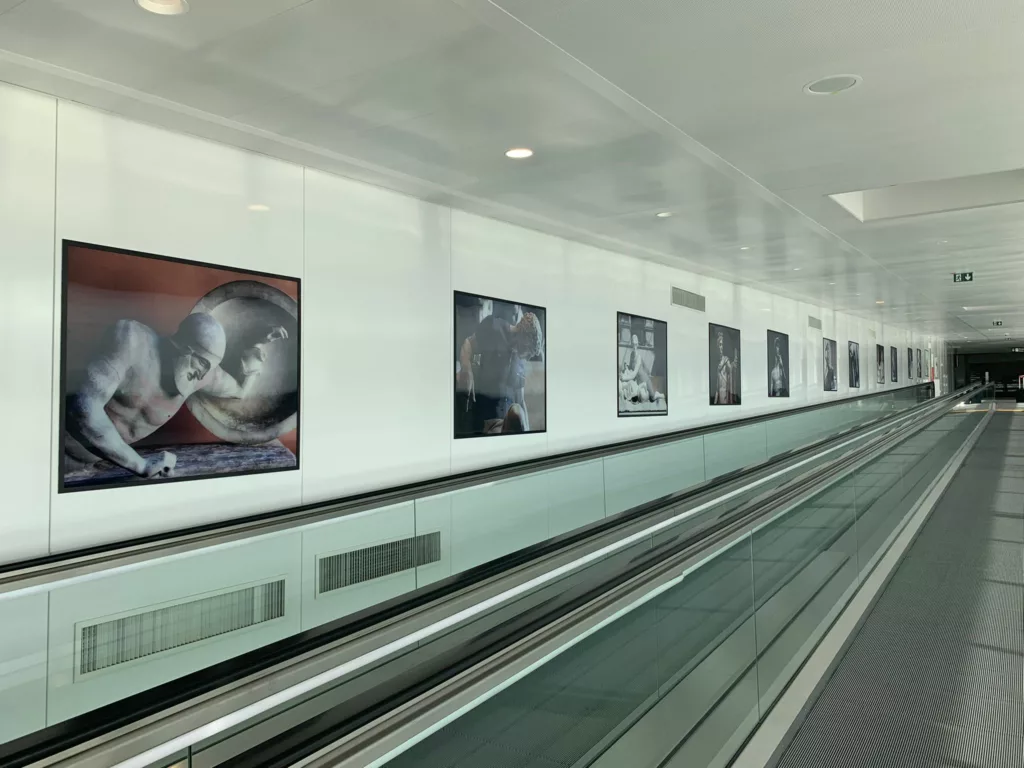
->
[776,412,1024,768]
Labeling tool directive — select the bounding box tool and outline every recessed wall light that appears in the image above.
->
[136,0,189,14]
[655,211,672,218]
[804,74,861,95]
[505,147,534,159]
[247,203,270,212]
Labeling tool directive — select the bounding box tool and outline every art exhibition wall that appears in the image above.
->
[0,81,947,562]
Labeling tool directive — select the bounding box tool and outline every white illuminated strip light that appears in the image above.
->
[108,401,948,768]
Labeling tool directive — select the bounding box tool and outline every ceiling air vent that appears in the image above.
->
[671,287,705,312]
[317,532,441,596]
[808,315,822,330]
[78,579,286,677]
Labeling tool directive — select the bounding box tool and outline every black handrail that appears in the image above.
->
[0,382,934,577]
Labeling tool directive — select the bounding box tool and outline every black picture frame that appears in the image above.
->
[917,349,923,379]
[823,338,838,391]
[453,290,547,439]
[709,323,742,405]
[767,329,790,398]
[58,240,302,494]
[908,347,914,380]
[617,312,668,417]
[890,346,898,382]
[848,341,860,389]
[876,344,885,385]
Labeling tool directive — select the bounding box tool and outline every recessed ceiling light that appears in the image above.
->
[855,293,861,296]
[828,282,835,285]
[655,211,672,218]
[505,147,533,159]
[739,246,750,251]
[938,240,948,244]
[804,74,861,96]
[793,267,801,271]
[136,0,189,14]
[876,300,885,305]
[247,203,270,212]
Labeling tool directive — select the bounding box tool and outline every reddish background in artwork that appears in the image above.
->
[63,243,299,455]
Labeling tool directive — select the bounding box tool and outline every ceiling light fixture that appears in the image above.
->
[739,246,750,251]
[828,282,835,285]
[505,147,533,159]
[136,0,190,14]
[793,267,801,271]
[247,204,270,212]
[804,74,861,96]
[876,300,885,305]
[655,211,672,218]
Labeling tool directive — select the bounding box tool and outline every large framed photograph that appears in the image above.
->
[454,291,546,438]
[917,349,923,379]
[617,313,668,416]
[908,348,914,380]
[59,241,300,493]
[848,341,860,388]
[709,323,741,405]
[876,344,885,385]
[767,329,789,398]
[890,346,898,382]
[823,338,838,391]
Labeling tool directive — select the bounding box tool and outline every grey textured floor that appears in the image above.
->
[778,413,1024,768]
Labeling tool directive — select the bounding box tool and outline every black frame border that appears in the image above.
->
[616,310,669,418]
[708,322,742,406]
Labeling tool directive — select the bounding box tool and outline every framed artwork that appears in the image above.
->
[848,341,860,388]
[59,241,300,493]
[908,348,914,380]
[767,329,790,398]
[454,291,546,438]
[876,344,885,385]
[823,338,838,392]
[890,346,898,382]
[617,313,668,416]
[917,349,923,379]
[709,323,741,405]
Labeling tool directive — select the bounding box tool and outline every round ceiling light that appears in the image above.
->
[804,74,861,95]
[505,147,534,159]
[655,211,672,218]
[247,203,270,212]
[136,0,189,14]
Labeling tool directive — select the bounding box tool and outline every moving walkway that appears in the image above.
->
[4,383,999,768]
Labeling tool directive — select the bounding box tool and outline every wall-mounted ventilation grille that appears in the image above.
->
[671,287,706,312]
[317,533,441,595]
[79,580,285,676]
[808,315,822,330]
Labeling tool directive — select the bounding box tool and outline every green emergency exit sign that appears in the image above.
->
[953,272,974,283]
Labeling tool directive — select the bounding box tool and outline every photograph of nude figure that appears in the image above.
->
[454,291,546,439]
[59,241,300,492]
[617,313,668,416]
[709,323,741,405]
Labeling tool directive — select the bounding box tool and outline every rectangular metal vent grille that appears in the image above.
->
[79,580,285,676]
[671,286,706,312]
[808,315,822,330]
[317,532,441,595]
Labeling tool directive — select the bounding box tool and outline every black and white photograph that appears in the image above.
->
[59,241,300,493]
[891,346,898,382]
[617,312,668,416]
[917,349,923,379]
[848,341,860,388]
[709,323,741,405]
[876,344,885,385]
[767,329,789,398]
[823,338,838,392]
[908,348,914,380]
[455,291,546,439]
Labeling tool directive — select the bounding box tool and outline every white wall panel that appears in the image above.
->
[301,170,451,501]
[49,103,305,552]
[0,84,56,563]
[0,594,48,744]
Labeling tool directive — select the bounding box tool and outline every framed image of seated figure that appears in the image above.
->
[617,312,668,416]
[454,291,546,439]
[59,241,300,493]
[709,323,741,405]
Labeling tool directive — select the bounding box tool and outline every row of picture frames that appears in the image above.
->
[454,291,930,438]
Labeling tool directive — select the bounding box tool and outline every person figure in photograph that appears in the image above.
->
[877,347,884,385]
[64,312,288,480]
[619,334,666,406]
[458,310,544,434]
[714,329,739,404]
[849,344,859,387]
[769,336,788,397]
[824,344,836,391]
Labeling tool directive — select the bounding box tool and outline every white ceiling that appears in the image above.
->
[1,0,1022,348]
